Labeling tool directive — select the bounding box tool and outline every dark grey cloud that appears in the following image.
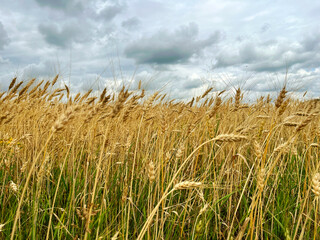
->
[183,78,202,90]
[121,17,140,30]
[302,31,320,52]
[0,56,10,64]
[125,23,223,65]
[0,21,10,49]
[214,31,320,73]
[34,0,83,14]
[260,23,271,33]
[38,22,89,48]
[97,3,125,21]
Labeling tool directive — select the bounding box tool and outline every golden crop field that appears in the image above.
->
[1,76,320,239]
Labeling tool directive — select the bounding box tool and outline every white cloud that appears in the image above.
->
[38,22,91,48]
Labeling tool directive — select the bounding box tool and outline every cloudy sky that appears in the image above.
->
[0,0,319,100]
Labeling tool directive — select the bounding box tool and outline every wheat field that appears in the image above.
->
[0,76,320,239]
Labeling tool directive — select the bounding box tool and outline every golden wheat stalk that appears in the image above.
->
[51,106,79,133]
[8,77,17,90]
[275,86,287,108]
[147,161,156,182]
[283,122,298,127]
[201,87,213,99]
[295,112,318,132]
[253,141,262,159]
[51,74,59,86]
[274,137,295,154]
[9,180,18,193]
[213,134,247,142]
[143,92,159,112]
[234,88,241,110]
[257,168,266,191]
[310,143,320,148]
[18,78,36,97]
[312,173,320,197]
[173,181,203,190]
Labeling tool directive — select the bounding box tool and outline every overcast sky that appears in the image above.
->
[0,0,319,100]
